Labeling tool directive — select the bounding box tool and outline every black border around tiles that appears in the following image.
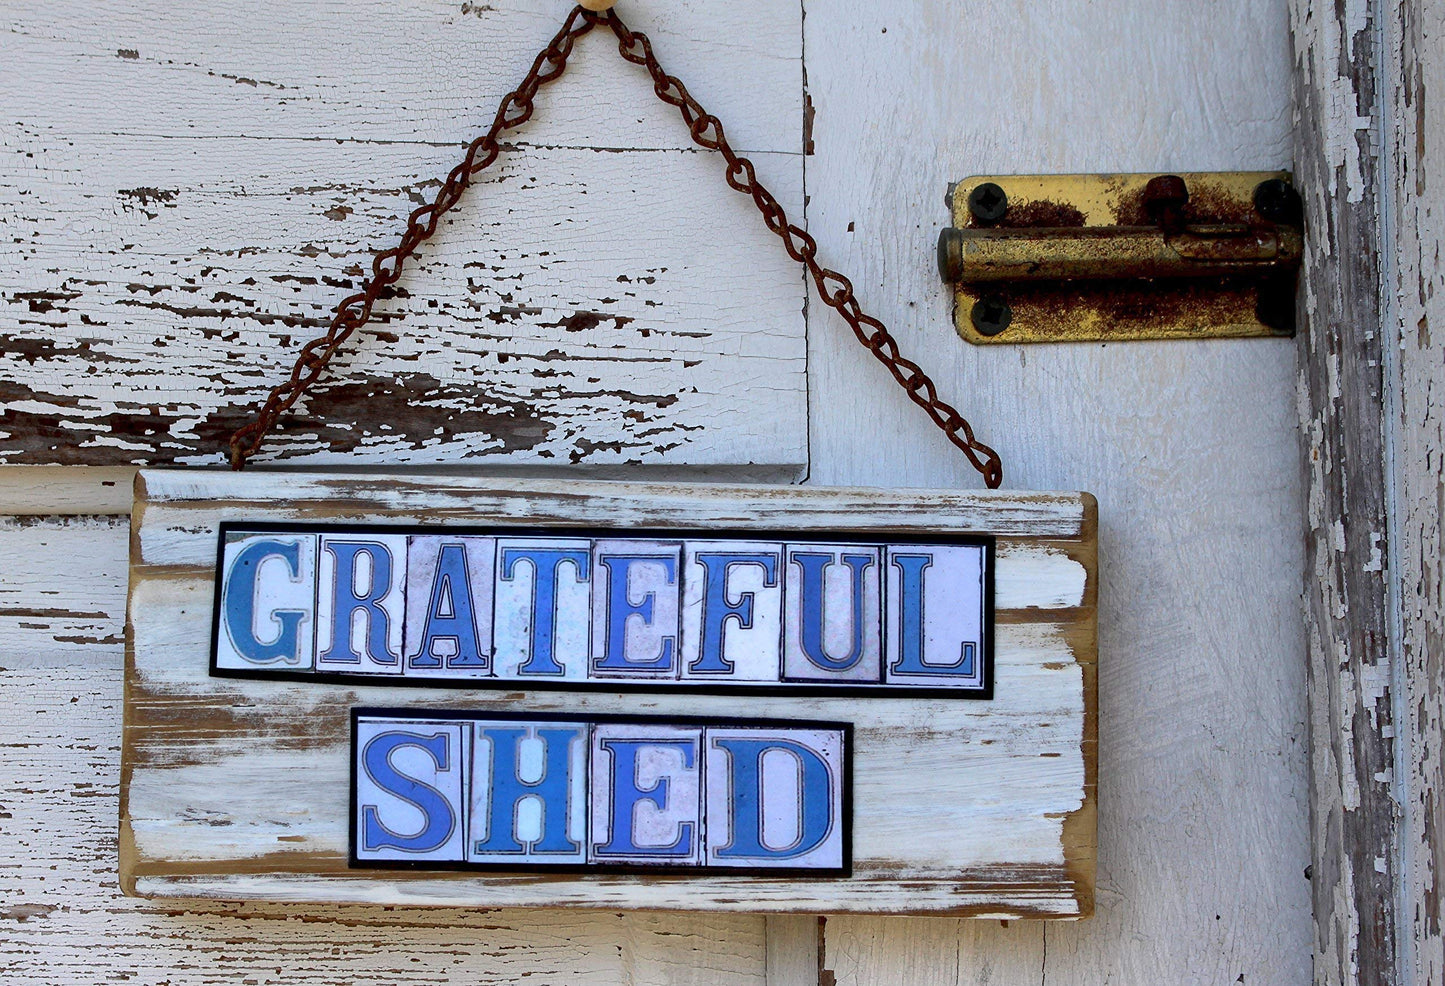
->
[210,521,995,700]
[348,707,854,878]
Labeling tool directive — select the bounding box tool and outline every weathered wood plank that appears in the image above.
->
[1387,0,1445,982]
[804,0,1306,979]
[0,516,772,985]
[122,473,1097,915]
[1290,0,1399,982]
[0,0,808,472]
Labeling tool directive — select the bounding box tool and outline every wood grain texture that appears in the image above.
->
[0,0,808,472]
[802,0,1307,981]
[0,515,775,986]
[122,472,1097,916]
[1386,0,1445,981]
[1290,0,1400,983]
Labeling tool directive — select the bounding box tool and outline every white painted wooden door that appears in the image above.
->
[0,0,1307,982]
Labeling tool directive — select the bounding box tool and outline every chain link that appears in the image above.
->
[228,6,1002,488]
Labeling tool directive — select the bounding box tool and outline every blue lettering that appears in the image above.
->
[474,726,582,855]
[597,739,695,856]
[714,738,833,860]
[595,554,677,673]
[890,553,975,676]
[321,540,398,666]
[410,543,486,670]
[794,552,874,672]
[499,547,591,675]
[689,552,779,675]
[360,730,456,854]
[223,539,307,664]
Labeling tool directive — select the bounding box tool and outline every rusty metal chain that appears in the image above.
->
[229,6,1003,488]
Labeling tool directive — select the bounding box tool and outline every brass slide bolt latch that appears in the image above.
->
[937,173,1304,344]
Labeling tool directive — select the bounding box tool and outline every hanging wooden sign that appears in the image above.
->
[122,471,1097,917]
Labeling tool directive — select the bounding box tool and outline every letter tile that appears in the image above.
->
[467,721,588,864]
[591,540,683,679]
[215,531,318,671]
[704,725,846,870]
[493,538,593,681]
[404,536,496,678]
[353,717,468,864]
[589,723,702,864]
[679,541,784,683]
[782,544,882,683]
[316,533,408,674]
[884,544,987,689]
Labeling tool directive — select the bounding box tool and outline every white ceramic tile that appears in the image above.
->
[884,543,987,689]
[315,533,408,674]
[353,717,468,864]
[467,720,589,864]
[403,535,495,679]
[704,725,846,870]
[492,537,593,681]
[781,543,882,683]
[214,531,317,671]
[589,723,703,865]
[679,540,784,683]
[590,540,683,680]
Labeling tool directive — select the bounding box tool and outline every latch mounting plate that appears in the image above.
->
[939,172,1301,345]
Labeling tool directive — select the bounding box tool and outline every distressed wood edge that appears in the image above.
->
[0,466,138,516]
[1289,0,1400,981]
[124,874,1087,918]
[132,468,1095,539]
[1062,491,1098,917]
[118,470,147,897]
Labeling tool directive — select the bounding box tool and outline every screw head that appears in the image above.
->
[1255,275,1296,333]
[1143,175,1190,229]
[1253,178,1303,225]
[970,295,1013,336]
[967,182,1009,224]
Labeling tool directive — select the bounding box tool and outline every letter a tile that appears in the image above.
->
[404,536,496,679]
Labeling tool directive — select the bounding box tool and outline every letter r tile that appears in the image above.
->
[316,533,408,674]
[589,723,703,865]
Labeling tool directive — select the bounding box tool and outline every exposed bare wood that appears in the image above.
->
[1290,0,1399,982]
[1387,0,1445,981]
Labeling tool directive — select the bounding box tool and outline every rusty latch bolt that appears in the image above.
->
[938,175,1303,287]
